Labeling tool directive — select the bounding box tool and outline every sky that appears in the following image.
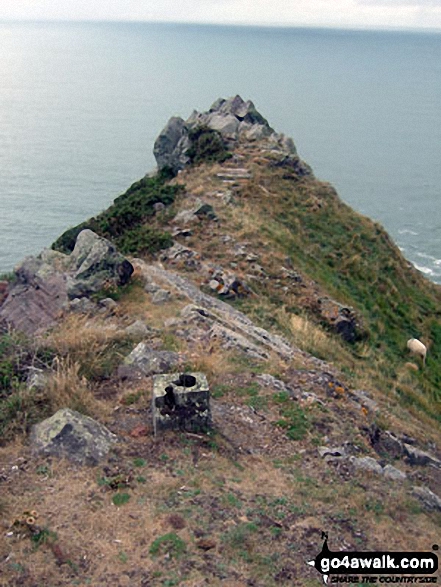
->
[0,0,440,31]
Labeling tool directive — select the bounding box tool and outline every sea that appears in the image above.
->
[1,21,440,282]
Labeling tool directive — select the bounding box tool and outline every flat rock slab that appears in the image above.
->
[31,408,118,466]
[138,264,299,362]
[216,169,252,181]
[0,273,68,336]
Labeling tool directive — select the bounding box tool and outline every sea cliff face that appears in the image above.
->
[1,97,441,587]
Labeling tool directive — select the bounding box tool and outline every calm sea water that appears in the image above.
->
[1,22,440,281]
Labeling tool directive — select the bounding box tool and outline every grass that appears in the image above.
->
[0,302,137,441]
[149,532,187,559]
[90,275,144,303]
[221,160,441,423]
[52,173,182,256]
[112,493,131,507]
[31,527,58,548]
[274,399,310,441]
[0,327,44,398]
[39,313,133,382]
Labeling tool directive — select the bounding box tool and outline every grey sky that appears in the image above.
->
[0,0,440,30]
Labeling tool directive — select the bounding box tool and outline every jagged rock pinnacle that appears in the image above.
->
[153,95,297,174]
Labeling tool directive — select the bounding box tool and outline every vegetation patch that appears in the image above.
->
[149,532,187,559]
[52,174,182,256]
[272,393,310,440]
[187,126,232,166]
[112,492,131,507]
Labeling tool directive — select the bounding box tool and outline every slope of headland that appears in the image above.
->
[0,96,440,586]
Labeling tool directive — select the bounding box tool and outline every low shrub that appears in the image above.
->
[187,126,232,165]
[52,174,181,255]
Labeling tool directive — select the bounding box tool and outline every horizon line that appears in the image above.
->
[1,18,441,35]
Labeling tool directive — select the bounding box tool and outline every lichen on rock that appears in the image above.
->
[30,408,118,466]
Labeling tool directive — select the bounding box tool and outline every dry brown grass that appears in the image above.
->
[43,356,102,417]
[2,401,441,587]
[285,311,354,368]
[184,341,239,380]
[171,162,223,194]
[41,314,125,363]
[227,200,266,241]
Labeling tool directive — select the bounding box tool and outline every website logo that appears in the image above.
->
[307,533,439,584]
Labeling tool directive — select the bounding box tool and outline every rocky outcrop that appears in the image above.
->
[0,261,68,336]
[369,425,441,468]
[412,486,441,511]
[153,95,304,175]
[137,261,306,362]
[316,297,362,344]
[119,342,183,380]
[319,445,407,482]
[67,229,133,298]
[0,230,133,335]
[153,116,191,173]
[124,320,153,338]
[30,408,118,466]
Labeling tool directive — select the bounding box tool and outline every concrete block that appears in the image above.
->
[152,372,211,434]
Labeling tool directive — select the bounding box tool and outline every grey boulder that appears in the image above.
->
[153,95,280,175]
[30,408,117,466]
[120,342,182,378]
[412,486,441,511]
[153,116,191,173]
[68,229,133,298]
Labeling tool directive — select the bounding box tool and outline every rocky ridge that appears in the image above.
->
[153,95,311,177]
[1,96,441,587]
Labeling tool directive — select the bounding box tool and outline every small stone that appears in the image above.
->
[257,374,299,399]
[151,289,171,305]
[412,486,441,511]
[27,367,48,391]
[69,297,96,314]
[404,443,441,468]
[349,456,383,475]
[145,281,161,294]
[153,202,166,213]
[125,320,152,338]
[171,227,192,237]
[194,203,217,221]
[99,298,118,312]
[196,538,216,551]
[209,279,222,292]
[123,343,181,376]
[318,446,347,459]
[173,209,198,225]
[383,464,407,481]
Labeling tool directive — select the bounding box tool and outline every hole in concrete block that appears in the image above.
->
[173,374,197,388]
[164,385,176,408]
